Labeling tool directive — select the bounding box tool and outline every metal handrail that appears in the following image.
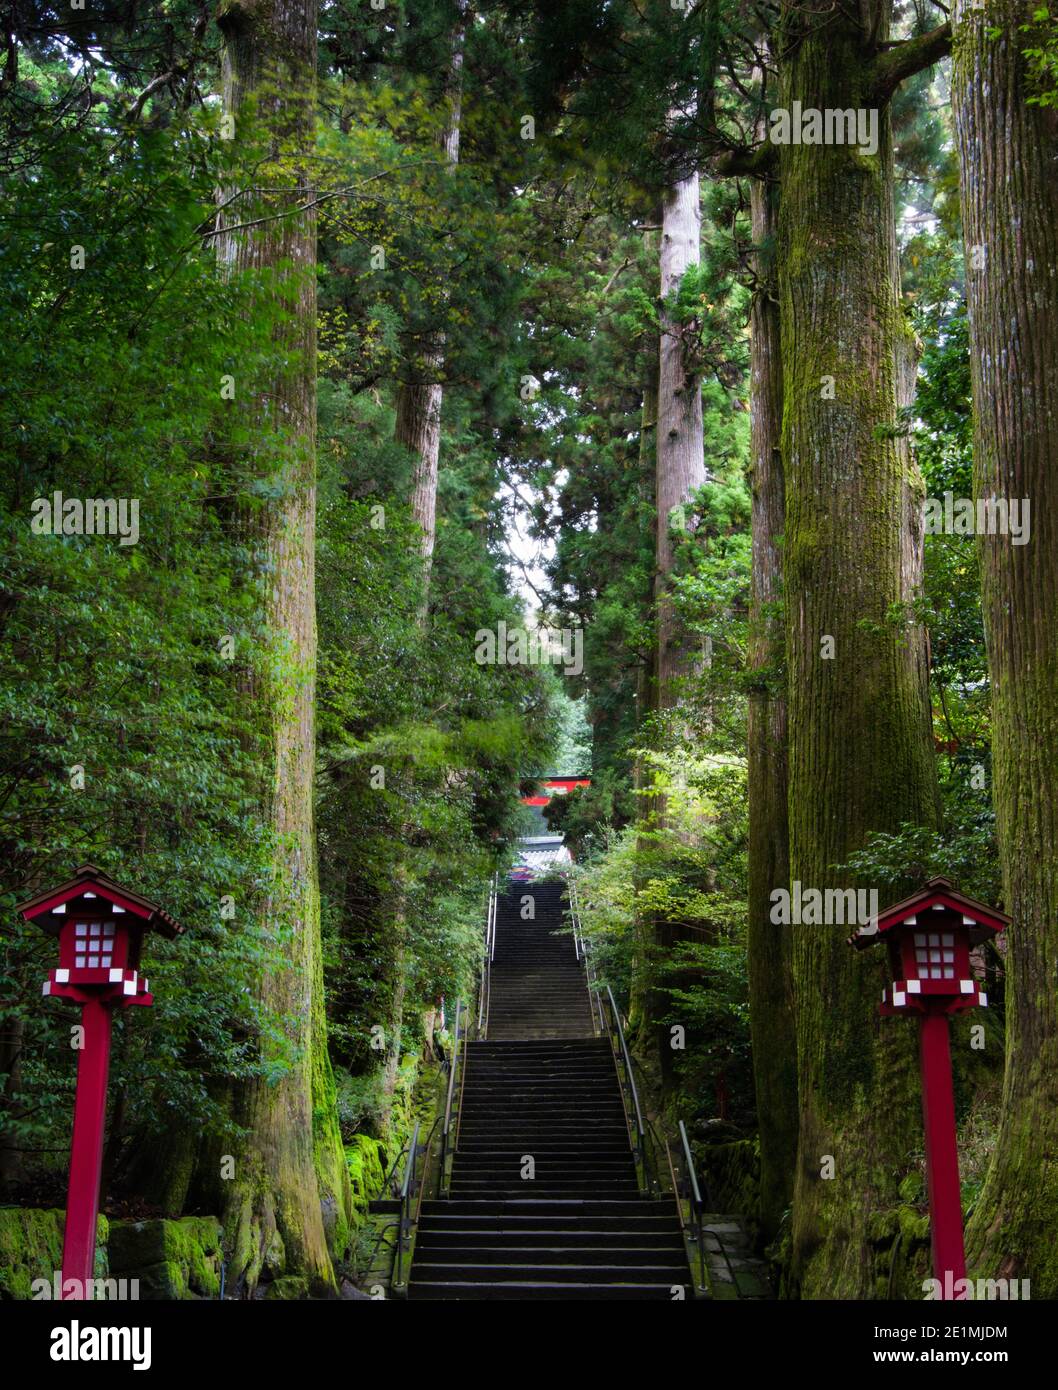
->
[569,874,582,960]
[679,1119,708,1293]
[413,1115,444,1227]
[568,876,604,1035]
[490,871,499,962]
[478,876,497,1038]
[679,1119,704,1210]
[565,870,737,1296]
[454,1003,470,1154]
[605,984,648,1181]
[391,1112,447,1293]
[391,1001,466,1291]
[567,876,652,1189]
[676,1118,743,1293]
[438,999,463,1195]
[378,1130,414,1199]
[600,994,638,1161]
[361,1217,399,1289]
[579,971,650,1193]
[398,1013,466,1282]
[392,1119,421,1290]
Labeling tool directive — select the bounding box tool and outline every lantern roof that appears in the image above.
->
[850,875,1009,951]
[15,864,184,940]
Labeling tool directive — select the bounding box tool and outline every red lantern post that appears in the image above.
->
[17,866,182,1300]
[851,876,1008,1298]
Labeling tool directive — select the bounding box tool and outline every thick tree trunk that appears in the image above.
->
[385,7,469,1080]
[952,0,1058,1295]
[395,378,443,576]
[746,167,797,1244]
[210,0,350,1296]
[777,0,940,1297]
[656,167,705,712]
[394,0,467,608]
[650,168,705,1083]
[630,266,659,1035]
[0,1014,25,1192]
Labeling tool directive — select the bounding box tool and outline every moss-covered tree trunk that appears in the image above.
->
[0,1015,25,1192]
[746,165,797,1243]
[777,0,941,1297]
[952,0,1058,1295]
[210,0,351,1296]
[631,257,659,1035]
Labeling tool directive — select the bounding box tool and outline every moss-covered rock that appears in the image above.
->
[107,1216,222,1300]
[345,1135,387,1225]
[696,1138,761,1240]
[0,1208,108,1300]
[861,1202,933,1298]
[264,1275,309,1300]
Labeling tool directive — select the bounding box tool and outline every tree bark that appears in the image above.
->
[777,0,940,1297]
[746,164,797,1244]
[952,0,1058,1295]
[385,6,469,1087]
[0,1014,25,1192]
[648,163,706,1083]
[655,165,705,713]
[631,246,660,1035]
[394,0,468,611]
[211,0,350,1296]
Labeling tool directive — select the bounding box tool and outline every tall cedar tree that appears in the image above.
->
[210,0,350,1295]
[649,138,706,1078]
[394,0,468,608]
[656,162,706,714]
[384,1,470,1105]
[776,0,948,1297]
[952,0,1058,1295]
[746,151,796,1243]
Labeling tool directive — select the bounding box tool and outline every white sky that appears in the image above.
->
[497,471,562,617]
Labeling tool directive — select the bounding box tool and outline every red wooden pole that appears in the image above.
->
[60,994,113,1299]
[918,1009,967,1298]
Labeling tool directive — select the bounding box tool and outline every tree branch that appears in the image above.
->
[711,141,777,180]
[127,70,176,121]
[869,23,952,104]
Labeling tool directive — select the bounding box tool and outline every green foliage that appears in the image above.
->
[840,818,1000,909]
[903,214,995,889]
[1020,7,1058,106]
[572,750,754,1125]
[0,0,1013,1293]
[314,480,560,1081]
[0,70,295,1184]
[550,692,592,775]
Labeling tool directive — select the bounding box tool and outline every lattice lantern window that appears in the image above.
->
[58,901,134,984]
[913,929,958,982]
[894,912,973,999]
[69,920,121,975]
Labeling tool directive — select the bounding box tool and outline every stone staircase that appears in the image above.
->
[485,879,595,1039]
[408,878,692,1300]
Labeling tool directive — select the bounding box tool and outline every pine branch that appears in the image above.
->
[711,141,778,179]
[870,22,952,103]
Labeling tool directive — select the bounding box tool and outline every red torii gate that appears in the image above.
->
[520,775,591,809]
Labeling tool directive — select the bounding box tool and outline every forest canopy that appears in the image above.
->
[1,0,1056,1313]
